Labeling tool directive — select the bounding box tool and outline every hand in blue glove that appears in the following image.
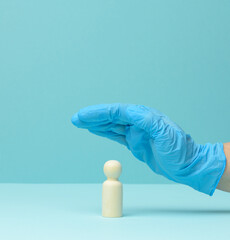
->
[71,103,226,196]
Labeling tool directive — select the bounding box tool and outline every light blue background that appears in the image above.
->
[0,0,230,183]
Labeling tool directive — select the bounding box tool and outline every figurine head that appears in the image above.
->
[103,160,122,179]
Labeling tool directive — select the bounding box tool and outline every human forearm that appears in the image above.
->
[216,142,230,192]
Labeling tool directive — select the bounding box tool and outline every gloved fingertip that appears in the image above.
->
[77,104,108,122]
[77,108,87,118]
[71,113,82,127]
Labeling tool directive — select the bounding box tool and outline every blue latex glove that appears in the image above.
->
[71,103,226,196]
